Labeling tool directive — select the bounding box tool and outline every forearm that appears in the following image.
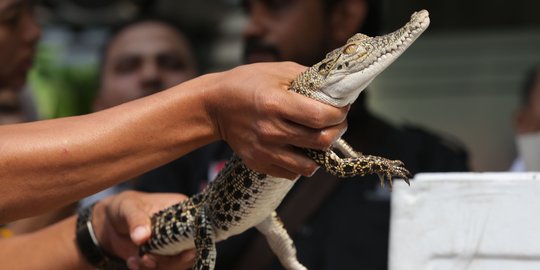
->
[0,216,93,270]
[0,73,221,222]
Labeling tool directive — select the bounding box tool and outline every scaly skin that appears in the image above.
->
[140,10,430,270]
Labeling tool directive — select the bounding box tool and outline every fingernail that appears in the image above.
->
[131,226,148,242]
[309,166,320,177]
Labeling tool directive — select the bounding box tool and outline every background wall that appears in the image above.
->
[369,29,540,171]
[369,0,540,171]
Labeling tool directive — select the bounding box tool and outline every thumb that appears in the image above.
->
[120,199,153,245]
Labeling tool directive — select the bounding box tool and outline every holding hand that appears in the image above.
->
[89,191,195,270]
[208,62,348,179]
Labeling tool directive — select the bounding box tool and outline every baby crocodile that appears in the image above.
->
[140,10,430,270]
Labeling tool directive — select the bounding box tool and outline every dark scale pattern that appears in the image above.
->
[207,157,268,231]
[193,207,216,270]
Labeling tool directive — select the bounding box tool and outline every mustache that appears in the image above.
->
[243,38,281,63]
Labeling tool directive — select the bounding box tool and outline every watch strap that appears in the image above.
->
[76,203,129,270]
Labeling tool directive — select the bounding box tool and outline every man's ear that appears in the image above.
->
[329,0,367,45]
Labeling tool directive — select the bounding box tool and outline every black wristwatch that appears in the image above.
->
[75,203,129,270]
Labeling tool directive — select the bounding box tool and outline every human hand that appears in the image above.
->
[91,191,195,270]
[207,62,348,179]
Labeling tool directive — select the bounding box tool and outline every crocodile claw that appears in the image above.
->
[375,158,411,191]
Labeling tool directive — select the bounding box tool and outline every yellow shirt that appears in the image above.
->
[0,225,13,238]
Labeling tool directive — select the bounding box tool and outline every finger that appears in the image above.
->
[130,249,196,270]
[279,91,348,129]
[263,164,302,180]
[112,194,153,245]
[270,146,320,177]
[127,256,157,270]
[279,61,307,82]
[275,120,347,150]
[245,145,319,178]
[143,193,189,214]
[127,257,141,270]
[154,252,196,270]
[245,159,301,180]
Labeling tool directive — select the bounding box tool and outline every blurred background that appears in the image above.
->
[28,0,540,171]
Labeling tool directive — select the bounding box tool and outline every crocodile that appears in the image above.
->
[140,10,430,270]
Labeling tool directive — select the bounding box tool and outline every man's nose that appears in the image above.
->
[140,62,164,93]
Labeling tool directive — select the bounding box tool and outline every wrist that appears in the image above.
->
[197,71,227,141]
[75,203,128,270]
[91,200,112,253]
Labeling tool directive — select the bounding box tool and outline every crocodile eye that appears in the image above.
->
[343,44,358,55]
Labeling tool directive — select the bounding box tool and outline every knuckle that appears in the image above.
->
[260,94,281,113]
[256,123,277,143]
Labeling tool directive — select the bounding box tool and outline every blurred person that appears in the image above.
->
[207,1,470,269]
[83,18,233,207]
[0,0,350,268]
[511,65,540,171]
[0,88,26,124]
[95,19,197,111]
[0,0,37,126]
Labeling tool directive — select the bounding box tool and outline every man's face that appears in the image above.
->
[98,21,197,110]
[0,0,41,90]
[242,0,332,66]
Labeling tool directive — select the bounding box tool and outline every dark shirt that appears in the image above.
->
[135,141,232,196]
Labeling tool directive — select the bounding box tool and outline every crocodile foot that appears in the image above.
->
[366,155,411,190]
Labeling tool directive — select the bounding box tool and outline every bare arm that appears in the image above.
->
[0,62,348,223]
[0,216,92,270]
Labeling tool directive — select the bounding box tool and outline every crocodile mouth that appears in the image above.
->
[360,9,430,71]
[318,10,430,106]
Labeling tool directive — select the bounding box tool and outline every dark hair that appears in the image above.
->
[521,65,540,106]
[323,0,381,36]
[97,16,190,80]
[101,16,186,59]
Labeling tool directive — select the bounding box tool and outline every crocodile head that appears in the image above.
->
[308,9,430,107]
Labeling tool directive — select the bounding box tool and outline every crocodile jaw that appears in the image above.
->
[316,9,430,107]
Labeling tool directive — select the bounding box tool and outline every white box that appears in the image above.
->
[389,173,540,270]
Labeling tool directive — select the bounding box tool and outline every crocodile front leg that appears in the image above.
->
[256,212,307,270]
[306,144,411,189]
[193,206,216,270]
[333,138,360,158]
